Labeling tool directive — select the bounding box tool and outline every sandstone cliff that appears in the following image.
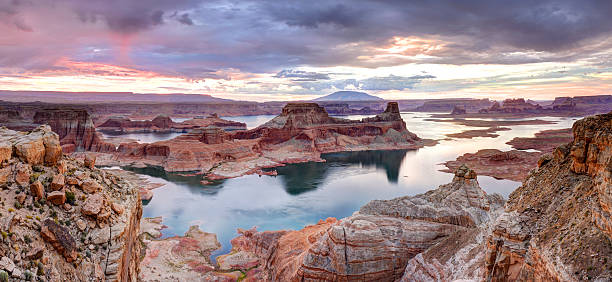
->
[0,126,142,281]
[32,109,106,153]
[484,111,612,281]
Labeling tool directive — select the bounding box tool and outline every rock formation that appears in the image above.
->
[478,98,543,114]
[97,114,246,133]
[32,109,105,153]
[484,111,612,281]
[0,126,142,281]
[101,102,428,179]
[442,149,542,182]
[214,165,503,281]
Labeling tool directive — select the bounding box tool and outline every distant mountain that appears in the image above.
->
[0,90,233,104]
[314,91,384,101]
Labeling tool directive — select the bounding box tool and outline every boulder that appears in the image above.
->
[0,141,11,164]
[81,193,104,216]
[13,135,45,165]
[30,181,44,200]
[50,174,65,191]
[80,180,101,193]
[40,219,77,262]
[47,191,66,205]
[111,202,124,215]
[84,154,96,169]
[14,163,31,186]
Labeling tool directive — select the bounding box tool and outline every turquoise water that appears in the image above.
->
[129,113,578,258]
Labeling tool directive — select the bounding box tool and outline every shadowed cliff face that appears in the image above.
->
[32,109,102,152]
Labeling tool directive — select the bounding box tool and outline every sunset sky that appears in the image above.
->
[1,0,611,101]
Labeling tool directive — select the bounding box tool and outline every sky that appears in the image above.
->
[0,0,611,101]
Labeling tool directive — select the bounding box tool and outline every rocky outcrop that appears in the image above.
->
[97,114,246,133]
[32,109,105,153]
[442,149,542,182]
[484,111,612,281]
[101,102,428,179]
[0,126,142,281]
[479,98,543,114]
[215,165,503,281]
[506,128,573,152]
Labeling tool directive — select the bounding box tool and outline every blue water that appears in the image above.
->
[128,113,578,258]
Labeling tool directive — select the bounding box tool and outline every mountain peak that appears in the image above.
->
[314,91,384,101]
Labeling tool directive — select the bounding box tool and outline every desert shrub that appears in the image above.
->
[65,191,76,205]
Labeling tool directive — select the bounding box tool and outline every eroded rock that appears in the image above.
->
[40,219,77,262]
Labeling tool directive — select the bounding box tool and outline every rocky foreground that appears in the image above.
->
[0,126,142,281]
[96,102,429,180]
[140,111,611,281]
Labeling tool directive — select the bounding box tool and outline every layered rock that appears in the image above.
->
[97,114,246,133]
[0,126,142,281]
[479,98,543,114]
[484,111,612,281]
[218,165,503,281]
[32,109,106,153]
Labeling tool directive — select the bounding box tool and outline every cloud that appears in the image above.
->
[177,13,194,25]
[274,69,330,81]
[298,74,435,91]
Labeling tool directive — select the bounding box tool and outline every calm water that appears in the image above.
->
[128,112,578,259]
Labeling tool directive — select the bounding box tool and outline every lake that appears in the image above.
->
[117,112,578,259]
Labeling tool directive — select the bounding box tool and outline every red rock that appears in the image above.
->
[30,181,44,200]
[50,174,65,191]
[66,176,79,186]
[0,167,10,184]
[0,141,11,163]
[80,180,102,193]
[56,160,67,174]
[15,162,31,186]
[111,202,124,215]
[479,98,543,114]
[47,191,66,205]
[16,193,26,205]
[84,154,96,169]
[40,219,77,262]
[81,193,104,216]
[33,109,98,150]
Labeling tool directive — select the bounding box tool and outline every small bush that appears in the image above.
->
[24,235,31,244]
[37,262,44,276]
[24,270,33,281]
[65,191,76,205]
[0,270,8,282]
